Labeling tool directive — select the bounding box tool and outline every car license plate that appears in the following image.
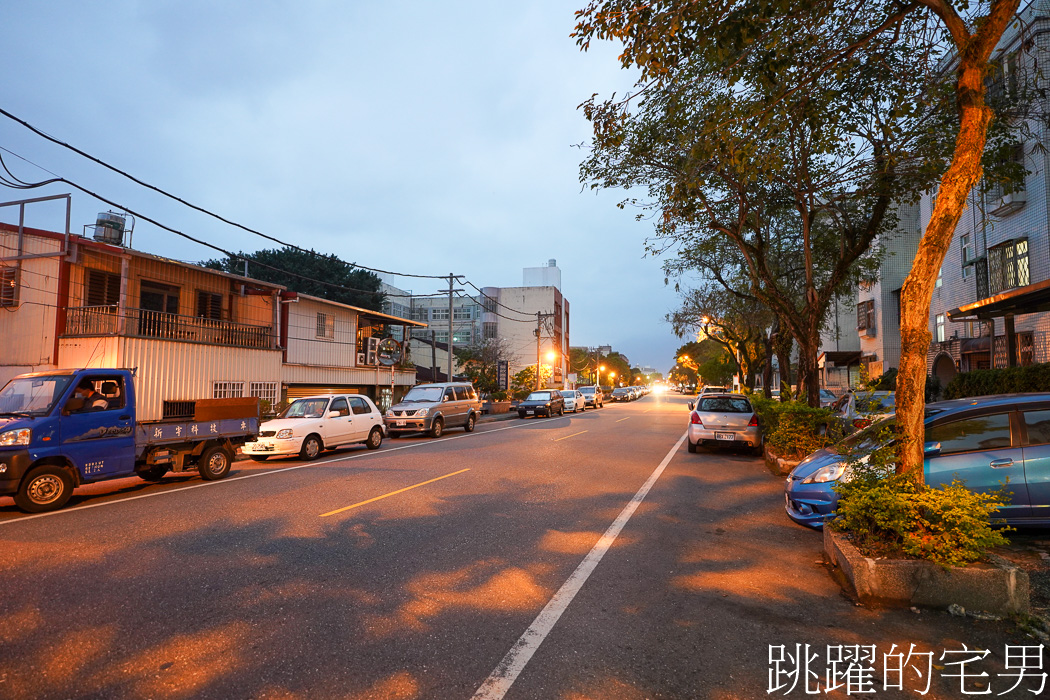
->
[396,420,406,426]
[715,432,735,441]
[526,410,535,415]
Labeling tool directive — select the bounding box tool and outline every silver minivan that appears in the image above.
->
[384,382,482,438]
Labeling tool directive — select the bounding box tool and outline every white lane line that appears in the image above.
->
[472,431,688,700]
[0,421,532,527]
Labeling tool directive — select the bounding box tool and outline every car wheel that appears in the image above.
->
[430,418,444,438]
[366,427,383,450]
[299,434,323,461]
[198,446,232,480]
[558,406,564,417]
[388,431,401,438]
[518,412,526,419]
[249,456,269,462]
[15,465,74,513]
[464,413,476,432]
[687,441,698,454]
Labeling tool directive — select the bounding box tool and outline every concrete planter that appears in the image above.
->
[764,444,801,475]
[824,528,1029,615]
[482,400,513,415]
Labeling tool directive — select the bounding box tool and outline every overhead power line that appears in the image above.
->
[0,106,449,280]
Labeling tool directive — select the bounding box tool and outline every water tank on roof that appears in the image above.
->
[548,258,557,267]
[93,212,126,245]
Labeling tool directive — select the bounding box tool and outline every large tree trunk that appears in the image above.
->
[897,50,999,477]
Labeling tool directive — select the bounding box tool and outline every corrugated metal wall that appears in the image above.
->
[0,231,61,368]
[282,364,416,386]
[284,298,357,367]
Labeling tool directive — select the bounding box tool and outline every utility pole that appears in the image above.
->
[534,310,556,390]
[447,274,463,382]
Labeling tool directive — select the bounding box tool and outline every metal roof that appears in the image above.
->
[946,278,1050,321]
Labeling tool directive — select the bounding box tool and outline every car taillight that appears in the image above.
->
[853,418,872,429]
[690,412,703,426]
[748,414,758,427]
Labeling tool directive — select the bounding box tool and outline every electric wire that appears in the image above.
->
[462,278,536,320]
[0,107,451,280]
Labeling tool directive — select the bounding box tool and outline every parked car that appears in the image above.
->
[611,387,633,402]
[785,393,1050,529]
[819,389,839,408]
[243,394,384,461]
[686,393,762,455]
[384,382,481,438]
[517,390,565,418]
[560,389,585,413]
[579,385,604,409]
[697,385,727,396]
[829,390,895,432]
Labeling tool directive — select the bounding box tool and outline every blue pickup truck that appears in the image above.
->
[0,368,259,512]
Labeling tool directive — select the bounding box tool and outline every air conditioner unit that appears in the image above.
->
[990,191,1026,217]
[366,337,380,365]
[860,326,877,338]
[357,352,367,365]
[367,337,381,353]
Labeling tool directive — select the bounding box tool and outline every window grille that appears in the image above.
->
[197,291,224,320]
[249,382,278,406]
[316,312,334,339]
[0,267,17,307]
[856,300,875,331]
[86,269,120,307]
[988,239,1029,294]
[213,381,244,399]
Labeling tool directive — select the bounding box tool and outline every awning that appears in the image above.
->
[959,337,991,353]
[818,351,862,368]
[947,278,1050,321]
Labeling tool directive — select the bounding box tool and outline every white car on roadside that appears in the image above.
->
[560,389,586,413]
[241,394,385,461]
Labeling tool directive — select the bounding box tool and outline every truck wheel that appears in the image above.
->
[198,446,232,480]
[139,466,168,482]
[299,434,323,461]
[464,413,476,433]
[429,418,444,438]
[15,465,73,513]
[366,427,383,450]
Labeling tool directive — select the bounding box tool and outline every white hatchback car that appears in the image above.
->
[242,394,385,461]
[560,389,586,413]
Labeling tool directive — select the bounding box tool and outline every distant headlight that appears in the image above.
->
[0,428,31,446]
[417,408,429,416]
[275,429,294,439]
[803,463,847,484]
[544,403,551,407]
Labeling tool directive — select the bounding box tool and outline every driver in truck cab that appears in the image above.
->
[73,379,109,411]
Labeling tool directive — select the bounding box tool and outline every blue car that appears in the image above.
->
[785,393,1050,528]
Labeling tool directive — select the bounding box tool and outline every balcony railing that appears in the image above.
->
[64,305,275,349]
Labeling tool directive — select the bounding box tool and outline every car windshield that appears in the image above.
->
[280,398,329,419]
[0,375,74,416]
[820,390,836,400]
[613,388,628,394]
[580,387,595,395]
[527,392,552,401]
[401,386,444,403]
[698,397,751,413]
[856,394,895,412]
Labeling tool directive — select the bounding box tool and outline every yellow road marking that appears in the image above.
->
[616,417,631,423]
[321,468,471,517]
[554,430,588,442]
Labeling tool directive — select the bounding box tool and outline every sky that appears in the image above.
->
[0,0,690,374]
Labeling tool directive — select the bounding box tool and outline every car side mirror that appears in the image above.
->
[923,441,941,457]
[688,401,695,411]
[327,410,342,418]
[63,397,85,415]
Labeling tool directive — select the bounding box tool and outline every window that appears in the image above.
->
[452,330,472,345]
[329,398,349,416]
[197,291,223,320]
[77,375,125,411]
[443,387,455,401]
[1024,410,1050,445]
[961,232,976,267]
[925,414,1012,454]
[0,266,17,307]
[411,307,428,322]
[453,307,473,321]
[988,239,1029,293]
[483,296,497,313]
[249,382,278,407]
[856,300,875,332]
[454,386,470,401]
[213,381,244,398]
[349,397,371,415]
[985,144,1026,206]
[434,331,449,344]
[935,314,945,343]
[935,265,943,289]
[431,308,449,321]
[483,322,497,339]
[86,269,120,308]
[316,312,334,340]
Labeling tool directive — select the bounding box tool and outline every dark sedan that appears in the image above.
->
[517,390,565,418]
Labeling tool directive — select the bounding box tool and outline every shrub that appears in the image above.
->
[944,362,1050,400]
[751,396,838,459]
[832,444,1011,568]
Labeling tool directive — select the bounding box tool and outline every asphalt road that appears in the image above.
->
[0,394,1041,699]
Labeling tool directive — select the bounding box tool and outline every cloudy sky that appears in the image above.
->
[0,0,690,373]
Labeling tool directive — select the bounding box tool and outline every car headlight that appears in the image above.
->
[417,408,429,416]
[545,403,551,407]
[0,428,30,446]
[385,409,395,417]
[803,463,847,484]
[275,429,294,439]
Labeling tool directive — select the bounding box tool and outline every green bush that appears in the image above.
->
[832,450,1011,568]
[751,397,839,459]
[944,362,1050,400]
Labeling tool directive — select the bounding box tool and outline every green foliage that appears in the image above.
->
[751,397,838,459]
[943,363,1050,400]
[866,367,897,391]
[203,247,385,311]
[453,340,510,397]
[834,468,1011,569]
